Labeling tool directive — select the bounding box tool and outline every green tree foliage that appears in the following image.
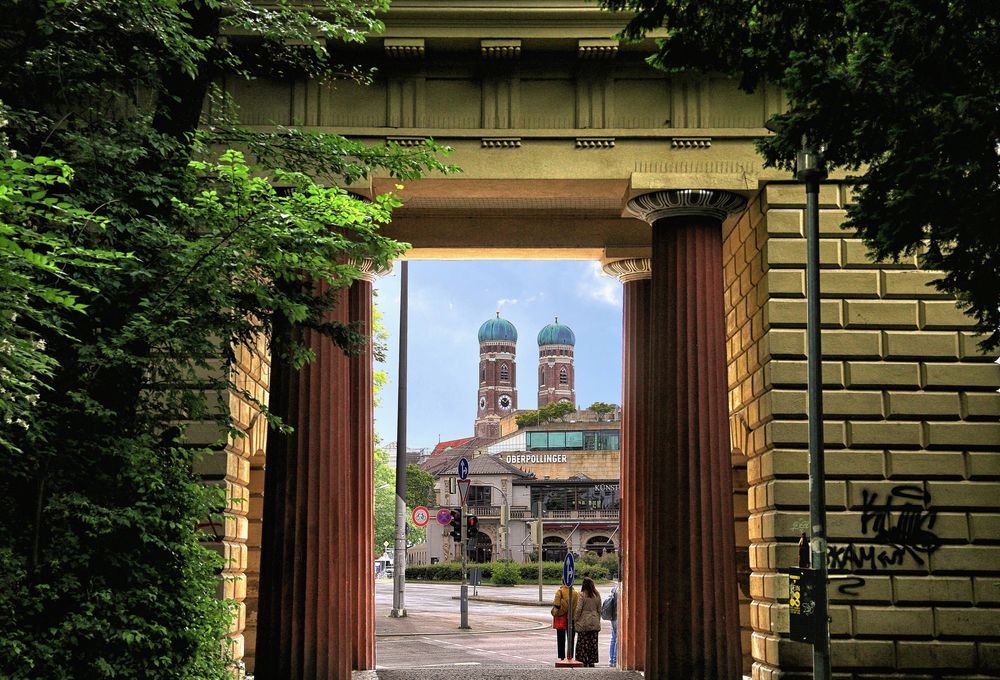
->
[587,401,616,421]
[0,1,452,677]
[406,463,436,509]
[602,0,1000,347]
[515,400,577,427]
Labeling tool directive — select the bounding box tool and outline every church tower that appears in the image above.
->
[537,317,576,408]
[474,313,518,439]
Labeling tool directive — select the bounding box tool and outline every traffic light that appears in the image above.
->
[449,508,462,542]
[466,515,479,539]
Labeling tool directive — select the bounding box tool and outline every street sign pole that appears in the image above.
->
[458,457,470,630]
[536,501,543,604]
[460,497,469,629]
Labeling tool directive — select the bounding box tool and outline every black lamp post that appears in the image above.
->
[795,138,832,680]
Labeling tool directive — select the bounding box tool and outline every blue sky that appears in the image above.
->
[373,260,624,449]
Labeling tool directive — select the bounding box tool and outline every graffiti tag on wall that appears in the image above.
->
[826,485,941,595]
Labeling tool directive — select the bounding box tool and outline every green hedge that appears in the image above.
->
[406,561,610,584]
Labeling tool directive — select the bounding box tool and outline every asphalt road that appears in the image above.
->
[375,580,613,670]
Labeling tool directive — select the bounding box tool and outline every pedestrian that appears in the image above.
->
[574,576,602,667]
[550,581,576,661]
[601,583,618,667]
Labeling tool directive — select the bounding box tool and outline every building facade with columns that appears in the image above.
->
[208,3,1000,679]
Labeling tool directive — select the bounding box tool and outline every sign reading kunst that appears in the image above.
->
[505,453,569,464]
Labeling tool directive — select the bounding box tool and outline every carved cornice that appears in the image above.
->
[602,257,651,283]
[386,136,427,147]
[671,137,712,149]
[481,39,521,59]
[384,38,425,59]
[352,258,393,282]
[577,39,618,59]
[626,189,747,224]
[575,137,615,149]
[482,137,521,148]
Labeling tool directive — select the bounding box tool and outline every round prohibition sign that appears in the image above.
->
[411,506,430,527]
[436,508,452,525]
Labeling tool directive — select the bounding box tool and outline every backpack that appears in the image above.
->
[600,590,617,621]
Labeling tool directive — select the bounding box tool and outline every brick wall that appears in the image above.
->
[739,182,1000,679]
[189,336,270,676]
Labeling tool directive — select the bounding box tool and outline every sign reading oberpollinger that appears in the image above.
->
[505,453,569,464]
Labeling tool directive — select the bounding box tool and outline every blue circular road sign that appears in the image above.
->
[563,553,575,587]
[458,457,469,481]
[436,508,452,525]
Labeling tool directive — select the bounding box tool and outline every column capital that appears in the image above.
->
[626,189,747,225]
[351,258,392,283]
[602,257,652,283]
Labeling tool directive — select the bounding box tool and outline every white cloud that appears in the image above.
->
[497,298,518,307]
[578,261,621,306]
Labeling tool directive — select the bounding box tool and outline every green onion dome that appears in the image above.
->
[478,312,518,343]
[537,317,575,346]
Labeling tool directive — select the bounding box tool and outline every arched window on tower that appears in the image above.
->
[480,367,485,382]
[539,368,545,386]
[500,363,509,381]
[559,367,568,385]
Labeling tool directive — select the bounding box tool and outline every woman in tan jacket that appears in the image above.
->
[550,583,577,660]
[574,576,602,666]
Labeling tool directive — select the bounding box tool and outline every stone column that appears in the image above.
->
[255,273,365,680]
[627,190,747,680]
[348,260,389,671]
[602,257,652,671]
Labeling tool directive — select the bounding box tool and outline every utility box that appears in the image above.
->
[788,567,824,643]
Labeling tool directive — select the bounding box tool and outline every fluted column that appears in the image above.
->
[603,257,652,671]
[348,260,389,671]
[256,267,376,680]
[627,190,746,680]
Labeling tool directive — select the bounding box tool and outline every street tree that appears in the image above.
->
[588,401,617,421]
[602,0,1000,347]
[406,463,436,509]
[0,1,452,677]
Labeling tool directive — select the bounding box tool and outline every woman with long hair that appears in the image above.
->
[573,576,602,666]
[550,581,577,660]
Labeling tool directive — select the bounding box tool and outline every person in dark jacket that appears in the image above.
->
[573,577,602,667]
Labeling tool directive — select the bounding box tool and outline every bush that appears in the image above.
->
[490,560,520,585]
[599,552,620,579]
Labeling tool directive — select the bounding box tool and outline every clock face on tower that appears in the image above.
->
[498,394,512,410]
[479,396,487,411]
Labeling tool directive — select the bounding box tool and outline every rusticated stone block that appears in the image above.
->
[882,271,947,299]
[972,577,1000,605]
[921,300,976,328]
[765,238,841,267]
[766,270,806,297]
[847,362,921,388]
[822,330,882,359]
[853,606,933,637]
[764,299,843,328]
[884,331,958,359]
[894,576,973,604]
[968,452,1000,479]
[764,360,844,388]
[934,607,1000,636]
[965,393,1000,419]
[820,271,881,298]
[825,391,884,418]
[765,209,803,236]
[927,422,1000,449]
[930,546,1000,572]
[766,420,847,449]
[897,641,976,668]
[887,451,965,479]
[969,514,1000,542]
[849,421,923,448]
[887,393,961,420]
[924,363,1000,390]
[845,301,919,329]
[765,184,841,209]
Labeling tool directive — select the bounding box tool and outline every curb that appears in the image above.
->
[450,595,550,607]
[376,620,550,638]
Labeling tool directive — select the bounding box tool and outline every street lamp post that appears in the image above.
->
[796,140,832,680]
